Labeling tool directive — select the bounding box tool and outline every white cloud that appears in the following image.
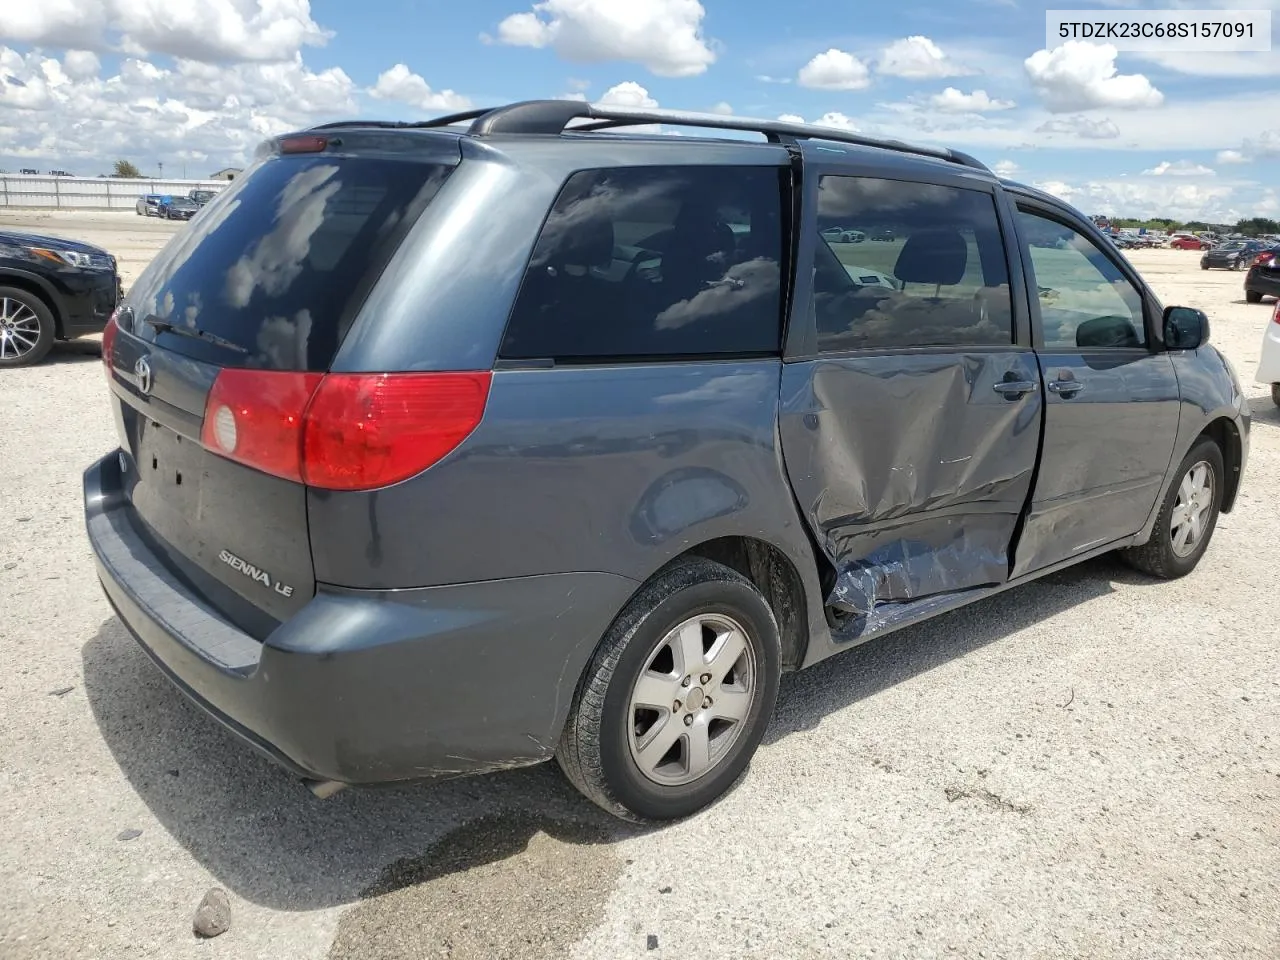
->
[595,80,657,108]
[0,44,355,173]
[368,64,470,112]
[1025,42,1163,112]
[710,101,732,115]
[1142,160,1215,177]
[930,87,1016,113]
[1132,51,1280,78]
[798,48,870,91]
[993,159,1020,177]
[755,74,790,84]
[814,112,857,131]
[877,36,972,79]
[1214,129,1280,164]
[0,0,333,64]
[62,50,101,80]
[774,112,858,131]
[1036,115,1121,139]
[1032,177,1242,223]
[489,0,715,77]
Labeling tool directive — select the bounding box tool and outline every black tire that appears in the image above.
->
[0,286,56,368]
[1120,437,1225,579]
[557,557,781,822]
[1246,290,1263,304]
[1272,383,1280,408]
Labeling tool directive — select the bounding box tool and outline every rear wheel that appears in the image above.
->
[1246,290,1263,304]
[1120,437,1224,579]
[557,557,781,822]
[0,287,55,367]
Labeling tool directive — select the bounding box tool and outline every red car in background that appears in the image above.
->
[1171,234,1208,250]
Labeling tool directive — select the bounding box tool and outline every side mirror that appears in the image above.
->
[1163,306,1209,350]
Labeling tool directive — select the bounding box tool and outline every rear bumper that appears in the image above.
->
[1245,269,1280,298]
[84,452,638,785]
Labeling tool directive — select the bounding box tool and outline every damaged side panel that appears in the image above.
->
[778,350,1042,641]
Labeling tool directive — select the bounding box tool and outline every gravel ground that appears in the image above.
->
[1,211,1278,959]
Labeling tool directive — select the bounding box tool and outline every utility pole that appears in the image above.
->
[158,161,164,179]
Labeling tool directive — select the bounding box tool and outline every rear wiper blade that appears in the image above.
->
[143,316,248,354]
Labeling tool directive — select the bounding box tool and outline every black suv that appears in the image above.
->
[84,101,1249,822]
[1,230,121,366]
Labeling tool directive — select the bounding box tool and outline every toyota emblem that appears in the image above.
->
[134,355,153,395]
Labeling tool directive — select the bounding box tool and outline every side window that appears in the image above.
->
[812,176,1013,353]
[1015,208,1147,349]
[500,166,785,361]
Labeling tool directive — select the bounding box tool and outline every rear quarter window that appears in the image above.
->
[499,165,787,361]
[127,155,454,371]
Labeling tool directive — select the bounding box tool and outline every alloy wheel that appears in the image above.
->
[1170,460,1215,558]
[0,297,42,361]
[627,613,757,787]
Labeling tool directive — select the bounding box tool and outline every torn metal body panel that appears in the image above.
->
[779,350,1042,640]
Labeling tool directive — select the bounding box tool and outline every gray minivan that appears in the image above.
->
[84,101,1250,822]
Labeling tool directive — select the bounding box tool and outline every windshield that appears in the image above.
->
[125,154,455,371]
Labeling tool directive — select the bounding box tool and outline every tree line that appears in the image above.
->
[1103,215,1280,237]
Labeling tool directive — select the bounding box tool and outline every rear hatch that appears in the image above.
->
[103,133,460,634]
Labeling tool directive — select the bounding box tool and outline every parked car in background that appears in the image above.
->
[135,194,163,217]
[1244,247,1280,303]
[85,101,1250,823]
[821,226,865,243]
[1170,234,1207,250]
[1256,301,1280,407]
[188,189,216,207]
[1202,240,1268,270]
[0,229,121,366]
[159,196,199,220]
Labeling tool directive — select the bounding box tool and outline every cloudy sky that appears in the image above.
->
[1,0,1278,222]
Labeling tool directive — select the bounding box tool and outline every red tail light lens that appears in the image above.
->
[1273,302,1280,325]
[302,373,491,490]
[199,370,491,490]
[201,370,324,483]
[101,312,119,371]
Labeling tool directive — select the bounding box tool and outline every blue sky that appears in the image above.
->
[1,0,1278,221]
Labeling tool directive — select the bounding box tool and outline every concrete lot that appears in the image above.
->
[1,211,1277,959]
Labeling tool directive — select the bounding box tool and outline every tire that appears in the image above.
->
[0,286,56,368]
[1272,383,1280,408]
[557,557,782,822]
[1120,437,1225,579]
[1246,289,1263,304]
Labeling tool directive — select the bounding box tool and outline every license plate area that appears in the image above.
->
[133,417,204,515]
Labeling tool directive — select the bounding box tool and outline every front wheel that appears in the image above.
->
[0,287,56,367]
[557,557,781,822]
[1246,290,1263,304]
[1120,437,1224,579]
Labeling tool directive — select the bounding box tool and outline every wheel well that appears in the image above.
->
[1199,417,1242,513]
[676,536,810,672]
[0,275,63,338]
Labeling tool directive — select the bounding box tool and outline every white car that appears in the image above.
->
[1256,300,1280,407]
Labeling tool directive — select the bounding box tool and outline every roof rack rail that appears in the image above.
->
[310,109,491,132]
[464,99,990,173]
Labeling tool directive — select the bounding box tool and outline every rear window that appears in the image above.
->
[499,165,786,361]
[127,155,454,370]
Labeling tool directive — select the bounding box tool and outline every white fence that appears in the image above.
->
[0,175,230,210]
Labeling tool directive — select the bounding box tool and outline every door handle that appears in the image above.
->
[992,379,1037,398]
[1047,379,1086,397]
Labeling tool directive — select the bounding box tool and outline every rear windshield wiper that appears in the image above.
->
[143,316,248,354]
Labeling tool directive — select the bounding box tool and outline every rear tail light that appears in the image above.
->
[1274,302,1280,325]
[101,311,120,372]
[199,369,491,490]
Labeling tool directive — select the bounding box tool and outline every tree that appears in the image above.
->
[112,159,143,179]
[1235,217,1280,237]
